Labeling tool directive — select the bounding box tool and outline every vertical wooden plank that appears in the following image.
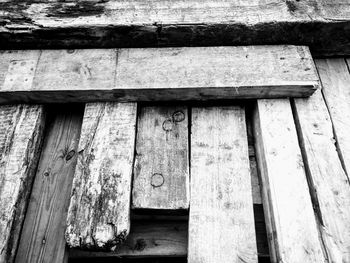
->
[66,102,137,250]
[253,99,326,263]
[293,89,350,262]
[132,106,189,210]
[15,105,83,263]
[189,106,258,263]
[316,59,350,174]
[0,105,45,263]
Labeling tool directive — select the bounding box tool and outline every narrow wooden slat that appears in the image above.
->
[0,46,319,104]
[15,106,83,263]
[66,102,137,250]
[0,105,45,263]
[1,0,349,56]
[69,221,188,258]
[189,106,257,262]
[253,99,326,263]
[292,89,350,262]
[132,106,189,210]
[316,59,350,175]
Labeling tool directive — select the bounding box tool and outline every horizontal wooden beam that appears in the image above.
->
[0,46,318,104]
[0,1,349,56]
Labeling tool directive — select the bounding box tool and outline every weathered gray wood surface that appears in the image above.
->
[293,89,350,262]
[0,105,45,263]
[15,106,83,263]
[66,102,137,250]
[189,106,257,262]
[0,46,319,104]
[0,1,349,56]
[132,106,189,210]
[254,99,326,263]
[316,59,350,176]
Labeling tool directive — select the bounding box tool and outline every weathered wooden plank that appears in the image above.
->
[292,89,350,262]
[316,59,350,175]
[69,221,188,258]
[0,105,45,263]
[0,46,319,104]
[0,1,349,56]
[15,106,83,263]
[66,102,137,250]
[69,209,270,259]
[189,106,257,262]
[253,99,326,263]
[132,106,189,210]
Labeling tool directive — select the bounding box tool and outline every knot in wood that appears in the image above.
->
[67,49,75,54]
[151,173,164,187]
[172,111,185,122]
[65,150,76,161]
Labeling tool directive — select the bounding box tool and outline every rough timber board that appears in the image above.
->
[132,106,189,210]
[0,46,319,104]
[0,1,349,56]
[15,106,83,263]
[315,59,350,176]
[69,221,188,258]
[292,90,350,262]
[66,102,137,250]
[0,105,45,263]
[189,106,257,262]
[253,99,326,263]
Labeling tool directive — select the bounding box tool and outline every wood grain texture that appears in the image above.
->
[0,105,45,263]
[132,106,189,210]
[253,99,326,263]
[66,102,137,250]
[293,89,350,262]
[0,46,319,104]
[15,106,83,263]
[0,1,349,56]
[69,221,188,258]
[189,106,257,263]
[316,59,350,176]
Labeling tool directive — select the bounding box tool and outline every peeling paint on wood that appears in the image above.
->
[0,0,349,55]
[66,102,137,250]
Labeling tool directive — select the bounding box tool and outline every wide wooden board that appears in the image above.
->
[293,90,350,262]
[189,106,257,262]
[315,59,350,176]
[132,106,189,210]
[253,99,326,263]
[66,102,137,250]
[0,1,349,56]
[0,105,45,263]
[15,106,83,263]
[0,46,319,104]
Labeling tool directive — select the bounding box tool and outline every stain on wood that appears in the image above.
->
[0,46,319,104]
[0,1,349,56]
[253,99,326,262]
[132,106,189,210]
[189,106,258,262]
[66,102,137,250]
[293,89,350,262]
[15,105,83,263]
[0,105,45,263]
